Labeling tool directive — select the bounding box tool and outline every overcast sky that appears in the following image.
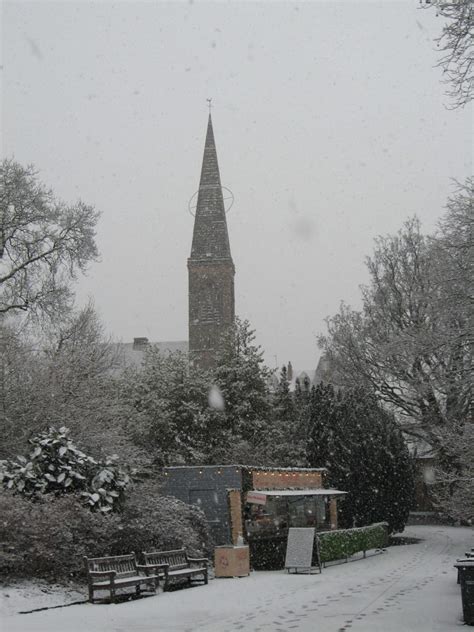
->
[2,1,471,370]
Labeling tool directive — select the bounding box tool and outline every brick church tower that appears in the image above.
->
[188,114,235,370]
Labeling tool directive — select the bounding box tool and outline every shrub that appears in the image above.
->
[316,522,388,564]
[0,484,211,582]
[0,427,132,513]
[113,482,212,558]
[0,491,119,580]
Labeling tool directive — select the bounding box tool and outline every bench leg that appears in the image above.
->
[204,570,208,585]
[88,586,94,603]
[110,587,116,604]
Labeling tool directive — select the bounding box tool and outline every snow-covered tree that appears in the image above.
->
[433,421,474,524]
[319,206,472,451]
[273,365,295,425]
[213,318,273,447]
[0,160,99,321]
[126,348,230,465]
[306,385,414,532]
[268,365,305,465]
[422,0,473,108]
[319,188,472,519]
[1,305,141,464]
[126,319,276,466]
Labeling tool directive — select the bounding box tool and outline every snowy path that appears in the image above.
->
[2,525,473,632]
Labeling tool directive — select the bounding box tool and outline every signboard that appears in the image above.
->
[285,528,320,574]
[246,491,267,505]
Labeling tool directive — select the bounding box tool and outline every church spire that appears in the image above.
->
[190,114,232,261]
[188,112,236,371]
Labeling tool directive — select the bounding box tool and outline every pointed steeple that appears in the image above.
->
[190,114,232,261]
[187,112,236,371]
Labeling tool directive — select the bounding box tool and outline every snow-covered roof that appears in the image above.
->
[113,340,189,370]
[164,465,327,472]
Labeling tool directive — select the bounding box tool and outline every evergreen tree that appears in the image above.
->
[269,365,303,465]
[213,318,272,448]
[126,349,229,465]
[126,319,275,466]
[273,365,295,423]
[306,383,338,473]
[306,385,414,532]
[294,376,311,437]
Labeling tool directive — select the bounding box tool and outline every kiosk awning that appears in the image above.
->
[246,489,347,504]
[253,489,346,496]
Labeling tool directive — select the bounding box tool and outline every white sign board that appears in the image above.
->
[285,528,317,573]
[246,491,267,505]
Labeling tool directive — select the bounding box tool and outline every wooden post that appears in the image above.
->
[329,498,338,529]
[227,489,243,544]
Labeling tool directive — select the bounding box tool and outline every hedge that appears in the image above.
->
[316,522,389,564]
[250,523,389,570]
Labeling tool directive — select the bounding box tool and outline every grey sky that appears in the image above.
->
[2,1,471,370]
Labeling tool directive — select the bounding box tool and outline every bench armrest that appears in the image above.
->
[188,557,209,565]
[88,570,117,580]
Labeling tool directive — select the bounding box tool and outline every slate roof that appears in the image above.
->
[190,114,233,261]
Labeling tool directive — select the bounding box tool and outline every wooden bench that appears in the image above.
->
[142,548,209,591]
[84,553,167,603]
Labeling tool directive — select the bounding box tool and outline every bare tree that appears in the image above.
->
[433,421,474,523]
[422,0,474,108]
[319,184,473,452]
[0,159,99,321]
[1,304,146,465]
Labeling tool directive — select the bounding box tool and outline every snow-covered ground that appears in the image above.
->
[2,525,473,632]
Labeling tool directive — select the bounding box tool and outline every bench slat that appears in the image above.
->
[92,575,159,588]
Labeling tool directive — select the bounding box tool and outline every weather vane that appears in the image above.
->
[206,98,212,113]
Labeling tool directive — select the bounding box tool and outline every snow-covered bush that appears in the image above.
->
[114,482,212,557]
[0,491,120,580]
[0,427,132,513]
[0,484,211,582]
[317,522,388,564]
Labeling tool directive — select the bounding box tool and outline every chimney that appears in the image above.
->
[133,337,149,350]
